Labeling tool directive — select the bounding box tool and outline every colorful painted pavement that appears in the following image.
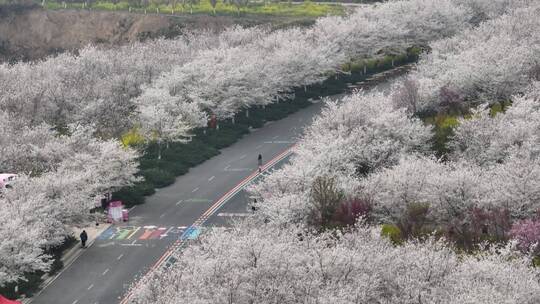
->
[96,225,202,241]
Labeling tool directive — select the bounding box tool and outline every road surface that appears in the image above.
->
[30,68,407,304]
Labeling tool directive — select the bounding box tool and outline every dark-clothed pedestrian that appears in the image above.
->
[80,230,88,248]
[258,154,263,172]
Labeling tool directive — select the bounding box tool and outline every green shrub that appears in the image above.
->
[139,159,189,176]
[533,256,540,267]
[112,181,155,206]
[489,100,512,116]
[140,168,175,188]
[425,114,460,157]
[381,224,403,245]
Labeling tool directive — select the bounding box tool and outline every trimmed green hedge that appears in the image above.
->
[113,51,418,208]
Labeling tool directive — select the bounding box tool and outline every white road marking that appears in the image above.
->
[239,154,246,159]
[160,227,174,239]
[117,254,124,260]
[129,206,136,211]
[225,168,252,172]
[263,140,294,144]
[159,213,165,218]
[272,135,279,139]
[176,200,183,206]
[208,175,215,181]
[192,187,199,193]
[72,300,78,304]
[126,227,140,239]
[87,284,94,290]
[217,212,253,217]
[255,144,263,149]
[97,241,115,248]
[224,165,231,170]
[131,239,137,245]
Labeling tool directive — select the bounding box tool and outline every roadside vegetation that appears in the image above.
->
[41,0,344,16]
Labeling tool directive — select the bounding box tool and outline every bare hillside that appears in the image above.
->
[0,7,173,61]
[0,6,316,62]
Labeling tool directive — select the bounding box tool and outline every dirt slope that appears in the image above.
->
[0,8,171,61]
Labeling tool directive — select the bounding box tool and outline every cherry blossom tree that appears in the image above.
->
[130,220,540,304]
[249,92,431,226]
[408,4,540,111]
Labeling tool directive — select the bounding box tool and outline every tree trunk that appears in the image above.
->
[157,139,162,160]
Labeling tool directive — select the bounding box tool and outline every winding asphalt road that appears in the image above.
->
[30,68,407,304]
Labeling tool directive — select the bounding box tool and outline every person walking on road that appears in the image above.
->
[258,154,263,173]
[80,230,88,248]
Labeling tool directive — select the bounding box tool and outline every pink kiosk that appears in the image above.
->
[107,201,129,223]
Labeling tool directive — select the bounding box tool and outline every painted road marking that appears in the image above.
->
[272,135,279,139]
[256,144,262,149]
[183,198,212,203]
[263,140,294,144]
[176,199,183,206]
[115,228,133,240]
[87,284,94,290]
[208,175,215,181]
[126,227,140,239]
[159,213,165,218]
[98,226,187,242]
[217,212,252,217]
[181,227,201,240]
[225,167,252,172]
[150,228,166,239]
[117,254,124,260]
[224,164,231,170]
[120,243,143,247]
[139,229,153,240]
[192,187,199,193]
[72,300,78,304]
[239,154,246,159]
[160,227,174,239]
[97,226,116,240]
